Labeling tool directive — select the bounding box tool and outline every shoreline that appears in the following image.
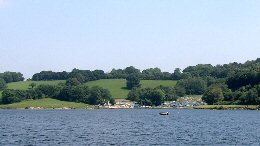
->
[193,105,260,110]
[0,105,260,110]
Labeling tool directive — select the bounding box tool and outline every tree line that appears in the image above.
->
[0,72,24,90]
[202,68,260,105]
[31,59,260,82]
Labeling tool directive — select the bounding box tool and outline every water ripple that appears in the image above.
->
[1,109,260,145]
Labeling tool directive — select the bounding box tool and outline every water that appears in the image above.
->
[1,109,260,145]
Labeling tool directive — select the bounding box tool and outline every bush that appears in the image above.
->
[0,78,7,90]
[1,89,27,104]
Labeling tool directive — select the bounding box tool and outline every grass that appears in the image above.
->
[7,80,65,90]
[85,79,177,98]
[85,79,128,99]
[0,98,93,109]
[140,80,177,88]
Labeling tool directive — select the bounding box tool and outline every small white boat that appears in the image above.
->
[159,112,169,115]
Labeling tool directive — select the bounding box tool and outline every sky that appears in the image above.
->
[0,0,260,78]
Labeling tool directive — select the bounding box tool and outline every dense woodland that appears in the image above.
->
[0,58,259,106]
[0,72,24,90]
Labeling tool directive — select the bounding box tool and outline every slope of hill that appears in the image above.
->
[85,79,177,98]
[0,79,176,108]
[0,79,177,100]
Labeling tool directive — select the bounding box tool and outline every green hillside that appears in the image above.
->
[0,98,92,109]
[0,79,176,100]
[85,79,177,98]
[0,79,177,108]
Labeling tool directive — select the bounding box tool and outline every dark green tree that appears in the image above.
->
[1,89,27,104]
[124,66,140,75]
[202,86,224,105]
[139,88,165,106]
[29,82,37,89]
[35,84,60,98]
[0,78,7,90]
[126,74,141,89]
[127,88,140,101]
[66,78,81,86]
[88,86,112,105]
[176,78,207,95]
[171,68,182,80]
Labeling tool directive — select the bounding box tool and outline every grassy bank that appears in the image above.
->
[194,105,260,110]
[0,98,93,109]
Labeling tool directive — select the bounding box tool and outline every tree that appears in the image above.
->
[139,88,165,106]
[92,70,107,80]
[66,78,81,86]
[243,88,258,105]
[1,89,27,104]
[108,69,126,79]
[175,85,186,97]
[126,74,141,89]
[202,86,224,105]
[29,82,37,89]
[127,87,166,106]
[124,66,140,75]
[156,86,178,101]
[68,85,90,102]
[88,86,112,105]
[26,89,43,99]
[171,68,182,80]
[141,68,163,80]
[32,71,68,81]
[127,88,140,101]
[183,64,213,77]
[0,78,7,90]
[227,70,260,90]
[176,78,207,95]
[35,84,60,98]
[0,72,24,83]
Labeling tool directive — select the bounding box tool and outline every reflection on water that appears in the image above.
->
[1,109,260,145]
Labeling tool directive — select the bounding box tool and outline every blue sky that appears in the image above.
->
[0,0,260,78]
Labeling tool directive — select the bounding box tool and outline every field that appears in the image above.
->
[7,80,65,90]
[85,79,177,98]
[0,98,92,109]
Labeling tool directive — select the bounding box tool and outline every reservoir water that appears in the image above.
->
[1,109,260,145]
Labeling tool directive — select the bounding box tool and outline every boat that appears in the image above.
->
[159,112,169,115]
